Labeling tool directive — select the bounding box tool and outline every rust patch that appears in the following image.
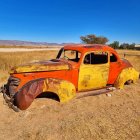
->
[84,45,104,49]
[14,78,76,110]
[43,78,76,102]
[10,60,70,74]
[15,78,45,110]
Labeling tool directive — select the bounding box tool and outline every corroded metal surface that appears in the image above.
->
[14,78,76,110]
[15,79,45,110]
[43,78,76,103]
[76,86,115,99]
[10,60,70,74]
[1,85,19,112]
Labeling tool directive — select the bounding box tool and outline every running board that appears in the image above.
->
[76,87,116,99]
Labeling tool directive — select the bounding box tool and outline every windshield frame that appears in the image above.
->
[56,48,81,63]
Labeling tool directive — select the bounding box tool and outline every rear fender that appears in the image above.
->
[114,67,139,89]
[15,78,76,110]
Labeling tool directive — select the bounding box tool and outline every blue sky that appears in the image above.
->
[0,0,140,44]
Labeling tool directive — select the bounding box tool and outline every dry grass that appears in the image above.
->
[117,50,140,72]
[124,55,140,72]
[116,49,140,55]
[0,70,8,84]
[0,50,58,71]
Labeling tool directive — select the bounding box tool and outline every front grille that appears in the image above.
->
[6,76,20,97]
[8,76,20,86]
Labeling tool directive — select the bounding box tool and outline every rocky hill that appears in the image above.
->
[0,40,75,46]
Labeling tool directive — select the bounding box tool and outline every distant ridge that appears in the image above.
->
[0,40,76,47]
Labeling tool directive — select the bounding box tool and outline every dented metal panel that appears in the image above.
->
[78,63,109,91]
[78,50,109,91]
[15,79,45,110]
[114,67,139,89]
[43,78,76,102]
[15,78,76,110]
[10,60,70,74]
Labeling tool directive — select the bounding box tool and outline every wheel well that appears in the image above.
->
[36,92,60,102]
[124,79,133,85]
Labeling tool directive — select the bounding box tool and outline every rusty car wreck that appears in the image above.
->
[0,44,139,111]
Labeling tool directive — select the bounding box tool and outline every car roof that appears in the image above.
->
[63,44,116,53]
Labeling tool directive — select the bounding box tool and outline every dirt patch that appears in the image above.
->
[0,80,140,140]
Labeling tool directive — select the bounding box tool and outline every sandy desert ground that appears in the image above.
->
[0,49,140,140]
[0,80,140,140]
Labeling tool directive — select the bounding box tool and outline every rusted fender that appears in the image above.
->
[14,78,76,110]
[114,67,139,89]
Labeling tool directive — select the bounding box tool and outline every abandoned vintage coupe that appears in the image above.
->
[0,44,139,111]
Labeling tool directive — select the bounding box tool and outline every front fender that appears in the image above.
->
[15,78,76,110]
[43,78,76,102]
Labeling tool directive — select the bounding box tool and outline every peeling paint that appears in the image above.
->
[14,78,76,110]
[10,60,70,73]
[114,67,139,89]
[78,63,109,91]
[43,78,76,102]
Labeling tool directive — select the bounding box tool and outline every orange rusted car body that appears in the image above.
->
[1,44,139,111]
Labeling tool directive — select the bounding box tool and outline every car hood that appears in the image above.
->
[10,59,71,74]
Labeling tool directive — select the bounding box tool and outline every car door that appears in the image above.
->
[78,51,109,91]
[107,52,123,84]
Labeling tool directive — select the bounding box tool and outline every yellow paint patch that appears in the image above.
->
[78,63,109,91]
[58,81,76,102]
[43,78,76,102]
[114,67,139,89]
[10,62,69,73]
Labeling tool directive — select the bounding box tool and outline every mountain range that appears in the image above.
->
[0,40,76,46]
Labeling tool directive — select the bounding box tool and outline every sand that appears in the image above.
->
[0,80,140,140]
